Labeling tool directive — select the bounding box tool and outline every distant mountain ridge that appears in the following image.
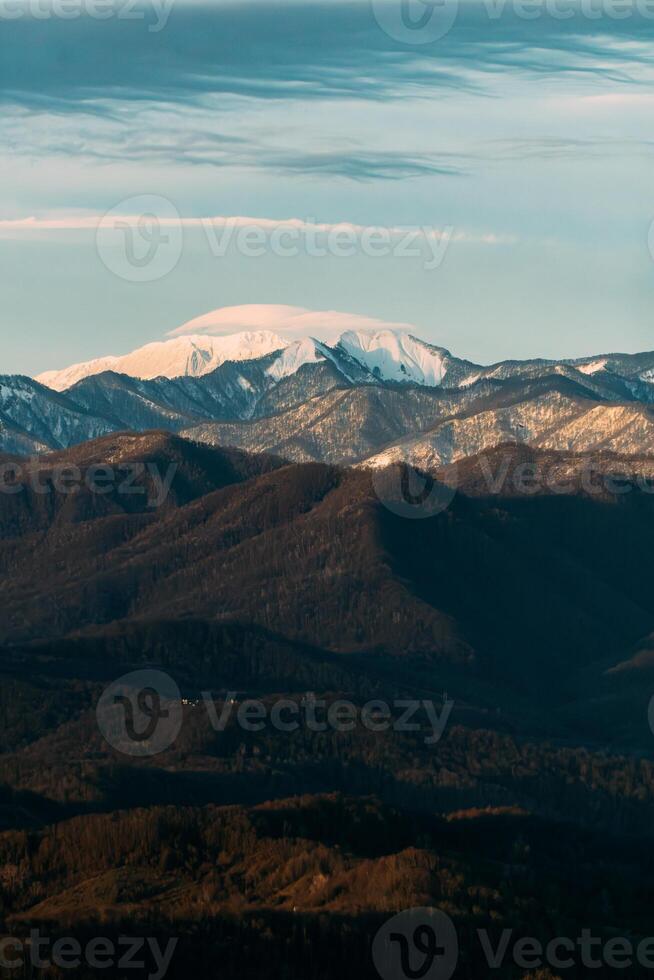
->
[36,328,464,390]
[35,331,290,390]
[33,326,654,393]
[3,328,654,460]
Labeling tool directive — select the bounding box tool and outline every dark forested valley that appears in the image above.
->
[2,433,654,977]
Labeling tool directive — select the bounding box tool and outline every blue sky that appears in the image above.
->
[1,0,653,374]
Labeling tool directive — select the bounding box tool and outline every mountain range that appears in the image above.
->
[4,329,654,465]
[0,330,654,468]
[35,330,290,390]
[3,430,654,740]
[4,372,654,974]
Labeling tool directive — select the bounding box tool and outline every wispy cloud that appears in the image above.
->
[1,133,470,180]
[486,136,654,160]
[1,2,652,185]
[0,213,516,245]
[2,2,653,115]
[168,304,420,341]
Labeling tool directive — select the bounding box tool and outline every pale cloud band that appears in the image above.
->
[0,212,516,276]
[0,213,517,246]
[168,304,421,340]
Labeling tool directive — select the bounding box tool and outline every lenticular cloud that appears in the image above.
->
[169,304,418,341]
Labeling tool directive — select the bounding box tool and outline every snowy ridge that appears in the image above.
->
[31,321,654,398]
[266,338,326,382]
[336,329,449,386]
[36,332,289,391]
[8,328,654,459]
[577,359,608,376]
[37,355,121,392]
[34,327,455,392]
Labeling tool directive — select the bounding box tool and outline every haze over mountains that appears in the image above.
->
[3,328,654,464]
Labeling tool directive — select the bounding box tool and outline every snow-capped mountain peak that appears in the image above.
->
[36,355,121,392]
[36,331,289,391]
[336,328,450,386]
[265,337,327,382]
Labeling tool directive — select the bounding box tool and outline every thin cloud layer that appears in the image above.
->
[169,304,419,341]
[1,2,652,183]
[0,213,510,245]
[1,3,653,114]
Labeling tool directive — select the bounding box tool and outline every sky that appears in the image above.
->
[1,0,653,375]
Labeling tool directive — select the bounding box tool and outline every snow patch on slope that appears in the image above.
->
[0,379,38,403]
[36,332,289,391]
[577,359,608,375]
[337,329,448,386]
[266,338,326,382]
[37,356,120,391]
